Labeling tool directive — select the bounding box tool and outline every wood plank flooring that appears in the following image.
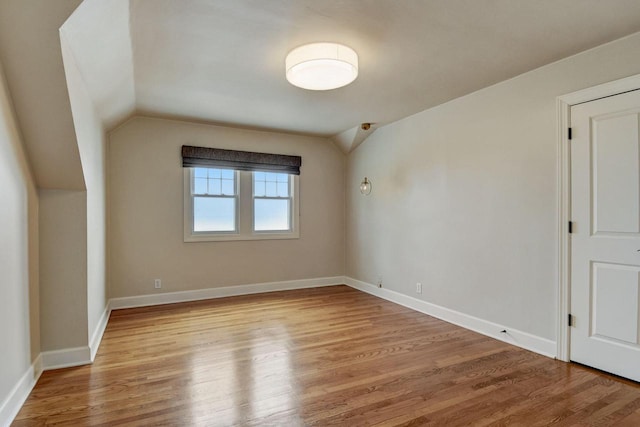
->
[13,285,640,426]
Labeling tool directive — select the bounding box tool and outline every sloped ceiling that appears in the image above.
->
[60,0,135,131]
[3,0,640,189]
[123,0,640,137]
[0,0,84,189]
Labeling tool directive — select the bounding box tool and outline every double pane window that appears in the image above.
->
[186,167,298,241]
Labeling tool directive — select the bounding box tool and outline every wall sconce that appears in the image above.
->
[360,177,372,195]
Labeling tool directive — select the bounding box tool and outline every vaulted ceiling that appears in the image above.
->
[2,0,640,188]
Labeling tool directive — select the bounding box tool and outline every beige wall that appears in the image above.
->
[0,60,39,413]
[38,190,88,351]
[347,32,640,341]
[109,117,345,298]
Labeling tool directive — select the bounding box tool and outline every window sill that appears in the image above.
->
[184,230,300,243]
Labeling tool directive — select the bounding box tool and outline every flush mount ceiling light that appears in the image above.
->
[285,42,358,91]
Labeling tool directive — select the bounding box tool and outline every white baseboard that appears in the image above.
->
[41,347,92,371]
[0,354,42,427]
[89,304,111,361]
[35,305,110,375]
[344,277,557,358]
[109,276,345,310]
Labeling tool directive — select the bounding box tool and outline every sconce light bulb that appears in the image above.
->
[360,177,372,195]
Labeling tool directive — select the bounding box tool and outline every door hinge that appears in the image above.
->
[568,127,572,140]
[568,221,573,234]
[568,314,574,327]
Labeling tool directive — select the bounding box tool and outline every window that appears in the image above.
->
[182,145,301,242]
[184,168,299,242]
[192,168,237,233]
[253,172,292,232]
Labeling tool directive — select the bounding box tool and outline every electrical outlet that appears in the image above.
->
[154,279,162,289]
[376,276,383,288]
[416,282,422,294]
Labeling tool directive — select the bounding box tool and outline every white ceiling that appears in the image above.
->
[61,0,135,130]
[83,0,640,137]
[3,0,640,188]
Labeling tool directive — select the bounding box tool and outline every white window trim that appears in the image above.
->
[184,168,300,242]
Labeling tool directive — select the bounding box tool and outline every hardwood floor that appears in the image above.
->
[13,285,640,426]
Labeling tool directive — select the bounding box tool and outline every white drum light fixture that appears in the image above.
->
[285,42,358,90]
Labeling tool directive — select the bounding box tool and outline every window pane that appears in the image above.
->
[266,181,277,197]
[277,181,289,197]
[253,171,266,196]
[254,180,265,197]
[193,197,235,232]
[254,199,290,231]
[194,178,207,194]
[221,179,234,195]
[276,173,288,182]
[208,177,221,195]
[193,168,237,196]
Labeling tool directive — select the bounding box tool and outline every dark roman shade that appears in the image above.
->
[182,145,301,175]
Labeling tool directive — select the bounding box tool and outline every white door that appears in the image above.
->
[570,89,640,382]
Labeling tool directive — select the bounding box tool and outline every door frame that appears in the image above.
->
[556,73,640,361]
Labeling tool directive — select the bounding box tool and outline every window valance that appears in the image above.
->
[181,145,301,175]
